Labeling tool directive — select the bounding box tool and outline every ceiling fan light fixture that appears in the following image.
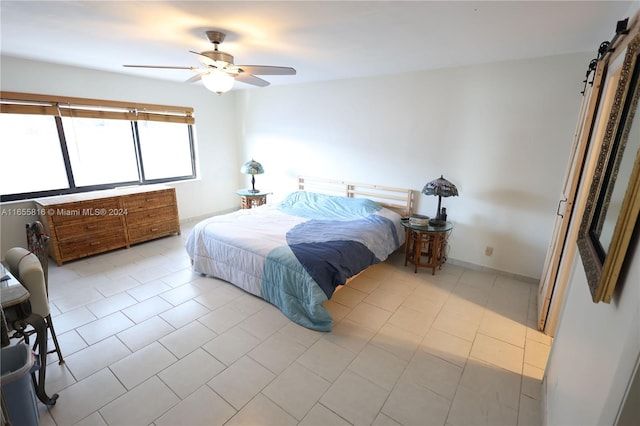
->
[201,69,235,94]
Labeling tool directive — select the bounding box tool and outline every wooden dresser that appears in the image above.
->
[35,185,180,265]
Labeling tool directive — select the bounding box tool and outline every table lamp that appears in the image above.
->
[422,175,458,226]
[241,159,264,193]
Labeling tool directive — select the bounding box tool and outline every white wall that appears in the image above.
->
[543,3,640,424]
[235,53,590,279]
[0,56,240,253]
[2,52,588,280]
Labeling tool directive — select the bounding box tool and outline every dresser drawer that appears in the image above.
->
[123,190,175,211]
[48,198,120,225]
[125,205,176,225]
[128,220,180,244]
[58,230,127,260]
[55,216,124,241]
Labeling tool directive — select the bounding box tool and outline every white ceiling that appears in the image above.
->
[0,1,634,90]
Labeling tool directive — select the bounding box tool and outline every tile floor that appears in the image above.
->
[29,221,551,425]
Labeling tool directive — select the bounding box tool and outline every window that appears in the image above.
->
[63,117,140,186]
[137,120,195,180]
[0,114,69,195]
[0,92,196,201]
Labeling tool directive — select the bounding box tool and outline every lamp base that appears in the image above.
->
[248,188,260,194]
[429,218,447,227]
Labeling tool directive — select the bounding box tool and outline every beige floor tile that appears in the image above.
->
[116,315,175,352]
[93,275,142,298]
[248,332,307,374]
[372,411,402,425]
[459,358,522,409]
[159,299,210,328]
[74,411,107,425]
[99,376,179,425]
[299,403,351,426]
[378,275,420,296]
[319,369,390,425]
[159,320,217,358]
[447,385,518,426]
[382,380,450,426]
[521,363,544,400]
[518,393,542,426]
[525,326,554,346]
[50,307,97,334]
[198,304,253,334]
[348,273,382,293]
[159,281,209,306]
[524,338,552,370]
[121,295,173,323]
[155,385,237,425]
[348,343,408,390]
[262,362,331,420]
[421,327,472,367]
[48,369,126,425]
[370,323,422,361]
[470,334,524,375]
[51,329,87,360]
[208,356,276,410]
[195,284,244,310]
[324,318,376,353]
[109,341,177,390]
[277,321,324,348]
[363,287,407,313]
[478,310,527,348]
[129,264,172,284]
[125,278,172,302]
[76,311,134,345]
[457,269,497,290]
[388,305,435,336]
[331,285,368,308]
[345,301,393,331]
[239,305,290,340]
[158,348,225,398]
[64,336,131,380]
[297,338,356,382]
[85,292,138,318]
[226,393,297,426]
[401,350,463,400]
[159,267,201,288]
[323,299,351,322]
[202,326,262,366]
[432,309,479,342]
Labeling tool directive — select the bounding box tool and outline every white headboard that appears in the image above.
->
[298,176,413,217]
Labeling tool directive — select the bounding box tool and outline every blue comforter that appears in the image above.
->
[186,191,404,331]
[261,191,401,330]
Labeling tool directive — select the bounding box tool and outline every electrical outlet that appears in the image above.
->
[485,246,494,256]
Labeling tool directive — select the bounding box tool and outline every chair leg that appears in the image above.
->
[45,315,64,364]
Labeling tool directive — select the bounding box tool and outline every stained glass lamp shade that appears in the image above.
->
[422,175,458,226]
[240,159,264,193]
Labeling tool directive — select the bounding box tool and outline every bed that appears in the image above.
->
[185,176,413,331]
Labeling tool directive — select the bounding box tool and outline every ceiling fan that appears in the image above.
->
[123,30,296,94]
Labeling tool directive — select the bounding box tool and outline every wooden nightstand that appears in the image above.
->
[401,220,453,274]
[236,189,269,209]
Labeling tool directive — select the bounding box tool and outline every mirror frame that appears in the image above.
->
[577,29,640,303]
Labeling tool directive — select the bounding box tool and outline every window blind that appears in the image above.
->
[0,92,195,124]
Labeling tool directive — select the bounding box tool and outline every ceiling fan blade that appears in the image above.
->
[189,50,217,67]
[185,73,203,84]
[236,73,270,87]
[123,64,197,70]
[237,65,296,75]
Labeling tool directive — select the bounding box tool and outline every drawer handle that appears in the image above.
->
[150,228,159,232]
[90,241,101,246]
